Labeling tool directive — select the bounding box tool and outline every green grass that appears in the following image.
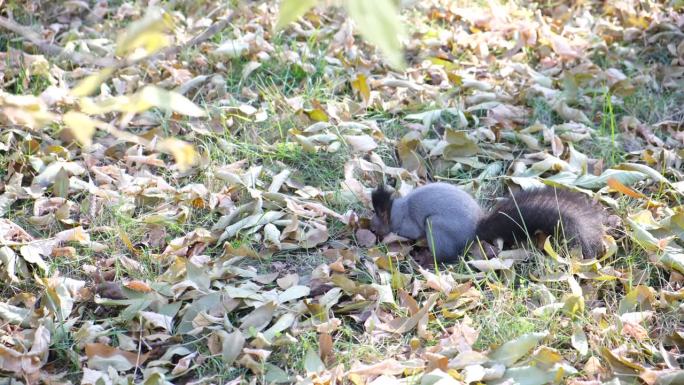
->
[529,97,560,126]
[1,1,682,382]
[623,87,684,126]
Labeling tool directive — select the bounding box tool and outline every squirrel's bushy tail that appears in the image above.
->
[475,187,605,258]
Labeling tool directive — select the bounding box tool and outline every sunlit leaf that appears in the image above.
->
[351,73,371,102]
[62,111,97,147]
[303,108,329,122]
[70,68,114,97]
[276,0,317,30]
[158,138,199,171]
[115,7,174,57]
[344,0,406,69]
[80,86,206,117]
[571,323,588,356]
[489,332,548,366]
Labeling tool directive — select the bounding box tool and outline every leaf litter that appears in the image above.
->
[0,0,683,384]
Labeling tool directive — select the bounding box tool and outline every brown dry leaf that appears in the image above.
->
[85,343,149,371]
[240,301,277,332]
[347,359,412,376]
[300,225,329,248]
[56,226,90,243]
[397,131,425,174]
[356,229,376,247]
[124,280,152,293]
[344,135,378,153]
[0,325,50,381]
[379,293,438,334]
[319,332,333,364]
[551,99,592,125]
[548,32,581,59]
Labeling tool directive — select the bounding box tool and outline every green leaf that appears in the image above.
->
[303,348,325,375]
[654,370,684,385]
[615,162,672,185]
[625,217,664,252]
[53,167,69,198]
[276,0,317,30]
[344,0,406,69]
[264,364,292,383]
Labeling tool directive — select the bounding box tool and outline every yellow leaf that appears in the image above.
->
[117,227,139,255]
[0,92,56,129]
[276,0,317,30]
[79,95,135,115]
[304,108,329,122]
[138,86,206,117]
[293,134,317,153]
[542,237,570,265]
[351,74,370,102]
[443,130,480,158]
[158,138,199,171]
[116,8,174,57]
[428,57,459,71]
[79,86,206,117]
[344,0,406,69]
[626,16,650,29]
[127,32,171,57]
[62,111,97,146]
[397,131,424,173]
[71,68,114,97]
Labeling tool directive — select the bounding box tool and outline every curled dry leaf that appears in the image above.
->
[0,325,50,381]
[85,343,149,371]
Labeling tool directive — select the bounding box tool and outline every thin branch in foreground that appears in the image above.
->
[0,11,235,69]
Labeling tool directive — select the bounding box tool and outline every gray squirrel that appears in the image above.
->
[370,182,605,262]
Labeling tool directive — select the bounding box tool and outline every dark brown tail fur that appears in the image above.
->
[475,187,605,258]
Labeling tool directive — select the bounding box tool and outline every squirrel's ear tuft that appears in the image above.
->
[371,185,393,214]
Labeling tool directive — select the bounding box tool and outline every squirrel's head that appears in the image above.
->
[370,185,393,238]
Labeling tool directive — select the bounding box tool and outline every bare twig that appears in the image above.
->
[0,11,235,68]
[0,15,112,66]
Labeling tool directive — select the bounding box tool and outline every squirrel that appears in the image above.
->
[370,182,605,263]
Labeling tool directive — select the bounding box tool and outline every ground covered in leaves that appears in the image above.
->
[0,0,683,384]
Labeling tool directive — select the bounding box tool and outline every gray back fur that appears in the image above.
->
[390,183,483,261]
